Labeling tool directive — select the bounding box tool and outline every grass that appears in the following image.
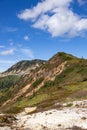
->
[5,93,49,114]
[5,85,71,113]
[0,75,20,90]
[66,103,73,107]
[1,52,87,113]
[32,77,44,88]
[17,93,48,107]
[0,87,14,106]
[4,80,87,114]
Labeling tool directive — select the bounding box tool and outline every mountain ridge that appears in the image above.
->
[0,52,87,114]
[0,59,46,77]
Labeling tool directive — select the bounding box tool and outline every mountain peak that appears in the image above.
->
[48,52,77,66]
[55,52,77,60]
[1,59,46,76]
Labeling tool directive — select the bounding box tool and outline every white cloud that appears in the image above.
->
[0,49,14,56]
[0,45,5,48]
[18,0,87,37]
[24,35,29,41]
[2,27,18,32]
[18,0,71,20]
[21,48,34,59]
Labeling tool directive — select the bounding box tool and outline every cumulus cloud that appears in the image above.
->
[0,46,34,59]
[24,35,29,41]
[0,49,14,56]
[18,0,87,37]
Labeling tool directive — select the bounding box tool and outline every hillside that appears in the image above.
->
[0,59,45,89]
[0,59,46,77]
[0,59,45,101]
[0,52,87,114]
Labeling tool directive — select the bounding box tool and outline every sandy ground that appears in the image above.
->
[15,100,87,130]
[0,127,11,130]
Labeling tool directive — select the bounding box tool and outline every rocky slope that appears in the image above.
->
[1,100,87,130]
[16,100,87,130]
[0,59,45,92]
[0,59,46,77]
[0,52,87,129]
[0,52,87,114]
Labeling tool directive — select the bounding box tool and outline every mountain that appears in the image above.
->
[0,60,45,91]
[0,52,87,114]
[0,59,46,77]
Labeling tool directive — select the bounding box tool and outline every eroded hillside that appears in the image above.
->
[0,52,87,114]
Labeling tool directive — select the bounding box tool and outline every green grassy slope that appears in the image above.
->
[0,75,20,90]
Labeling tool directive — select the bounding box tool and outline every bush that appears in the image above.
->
[32,77,44,88]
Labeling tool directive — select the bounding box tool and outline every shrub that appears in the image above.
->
[32,77,44,88]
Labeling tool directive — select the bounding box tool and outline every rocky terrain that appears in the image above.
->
[16,100,87,130]
[0,60,46,77]
[0,52,87,129]
[1,100,87,130]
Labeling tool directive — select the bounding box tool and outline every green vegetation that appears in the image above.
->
[32,77,44,88]
[0,75,21,106]
[0,75,20,90]
[66,103,73,107]
[57,52,77,61]
[1,52,87,114]
[5,93,49,114]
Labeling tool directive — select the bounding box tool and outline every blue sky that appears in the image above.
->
[0,0,87,72]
